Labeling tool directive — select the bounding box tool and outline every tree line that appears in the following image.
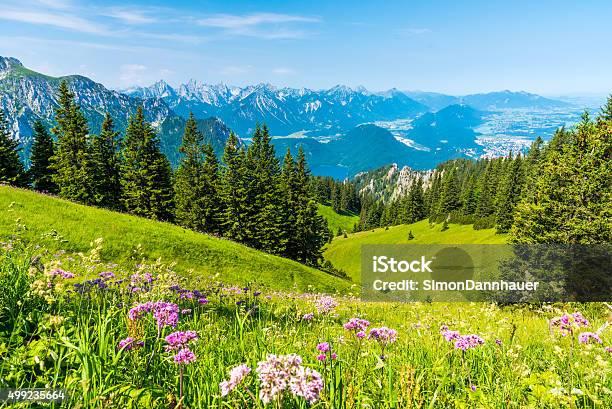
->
[309,176,361,215]
[0,81,329,266]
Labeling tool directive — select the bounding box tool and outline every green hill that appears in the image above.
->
[317,204,359,234]
[324,220,507,281]
[0,186,350,292]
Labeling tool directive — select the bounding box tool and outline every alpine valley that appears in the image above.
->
[0,55,595,177]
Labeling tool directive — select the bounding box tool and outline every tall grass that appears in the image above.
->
[0,237,610,408]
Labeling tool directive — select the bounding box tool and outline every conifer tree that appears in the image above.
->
[405,176,426,223]
[120,106,173,221]
[174,113,222,233]
[279,148,299,258]
[246,125,286,253]
[28,120,57,192]
[511,108,611,243]
[292,147,329,265]
[220,132,248,241]
[50,81,95,202]
[495,154,525,233]
[475,160,496,217]
[91,113,122,209]
[440,169,461,214]
[600,95,612,122]
[0,109,27,186]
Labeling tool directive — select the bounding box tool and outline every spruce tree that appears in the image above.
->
[511,109,611,243]
[50,80,95,203]
[292,146,328,265]
[220,132,248,241]
[600,95,612,122]
[406,176,426,223]
[28,120,57,193]
[245,125,286,253]
[91,113,122,209]
[440,169,461,214]
[495,154,525,233]
[279,148,299,258]
[475,160,496,218]
[120,106,173,221]
[174,113,222,233]
[0,109,26,186]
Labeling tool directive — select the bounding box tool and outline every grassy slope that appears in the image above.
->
[324,219,508,281]
[0,186,349,293]
[317,204,359,233]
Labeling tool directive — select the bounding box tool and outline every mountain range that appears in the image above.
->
[0,56,232,163]
[123,81,429,137]
[0,55,574,176]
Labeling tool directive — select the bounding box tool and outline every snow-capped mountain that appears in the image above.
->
[123,81,429,136]
[0,56,233,163]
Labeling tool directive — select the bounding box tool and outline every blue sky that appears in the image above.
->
[1,0,611,95]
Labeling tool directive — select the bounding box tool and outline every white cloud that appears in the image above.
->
[102,7,157,25]
[0,9,111,35]
[197,13,319,29]
[196,12,320,39]
[398,28,432,36]
[32,0,73,9]
[119,64,148,85]
[272,67,295,76]
[220,65,254,76]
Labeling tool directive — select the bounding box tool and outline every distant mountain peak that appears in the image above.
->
[0,56,23,78]
[0,56,22,70]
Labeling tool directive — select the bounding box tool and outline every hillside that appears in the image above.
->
[317,204,359,233]
[0,186,350,292]
[324,220,507,281]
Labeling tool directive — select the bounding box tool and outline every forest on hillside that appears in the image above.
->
[1,83,611,277]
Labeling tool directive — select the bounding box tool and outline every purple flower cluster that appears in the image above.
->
[128,301,180,329]
[99,271,116,280]
[441,326,485,351]
[129,272,154,292]
[289,366,324,404]
[256,354,323,404]
[302,313,314,321]
[173,348,196,365]
[316,342,337,361]
[578,332,602,344]
[48,268,75,279]
[315,296,338,315]
[440,325,461,342]
[343,318,370,339]
[220,364,251,396]
[165,330,198,351]
[164,330,198,365]
[117,337,144,350]
[605,347,612,353]
[550,312,589,336]
[368,327,398,346]
[454,334,485,351]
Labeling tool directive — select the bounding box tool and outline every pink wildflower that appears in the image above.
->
[454,334,485,351]
[315,296,338,315]
[220,364,251,396]
[173,347,196,365]
[165,330,198,351]
[368,327,398,345]
[117,337,144,350]
[578,332,602,344]
[289,366,324,404]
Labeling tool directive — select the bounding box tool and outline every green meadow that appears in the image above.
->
[0,186,349,293]
[324,220,507,282]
